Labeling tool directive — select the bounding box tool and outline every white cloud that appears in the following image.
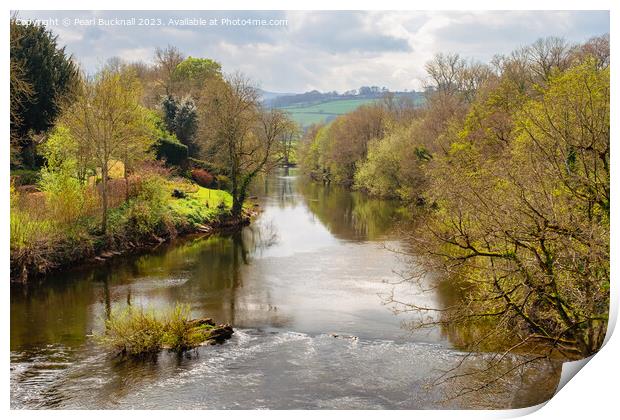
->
[16,10,610,93]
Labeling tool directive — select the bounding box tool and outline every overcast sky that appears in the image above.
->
[15,10,610,93]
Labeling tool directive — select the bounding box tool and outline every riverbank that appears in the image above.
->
[10,177,257,283]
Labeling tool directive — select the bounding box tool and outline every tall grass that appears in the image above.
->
[98,304,216,356]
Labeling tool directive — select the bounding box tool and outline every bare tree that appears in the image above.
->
[199,74,290,218]
[154,45,185,95]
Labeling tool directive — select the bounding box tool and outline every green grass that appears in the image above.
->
[279,98,379,126]
[167,183,233,226]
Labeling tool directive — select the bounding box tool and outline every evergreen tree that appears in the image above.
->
[10,18,79,168]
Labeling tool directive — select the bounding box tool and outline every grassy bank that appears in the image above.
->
[10,169,243,282]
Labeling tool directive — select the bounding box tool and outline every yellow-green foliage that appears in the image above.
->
[11,162,233,279]
[100,306,165,355]
[420,56,609,358]
[297,38,610,359]
[354,123,431,200]
[107,174,233,240]
[99,303,216,355]
[39,126,97,229]
[10,184,55,249]
[297,104,386,185]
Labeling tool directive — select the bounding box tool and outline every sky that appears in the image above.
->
[14,10,610,93]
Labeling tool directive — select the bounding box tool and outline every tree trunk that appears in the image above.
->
[232,196,243,219]
[232,175,252,219]
[101,164,108,234]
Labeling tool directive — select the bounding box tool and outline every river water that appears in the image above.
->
[10,169,561,409]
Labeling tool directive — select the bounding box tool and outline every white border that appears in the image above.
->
[2,1,617,419]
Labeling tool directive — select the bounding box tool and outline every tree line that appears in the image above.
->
[10,18,299,226]
[298,35,610,361]
[10,17,298,279]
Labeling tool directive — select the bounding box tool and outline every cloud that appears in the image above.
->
[286,11,412,54]
[15,10,610,92]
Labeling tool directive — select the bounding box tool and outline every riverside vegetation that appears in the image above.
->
[10,19,297,283]
[297,35,610,377]
[10,19,298,355]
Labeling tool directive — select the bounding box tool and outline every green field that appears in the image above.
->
[279,98,379,127]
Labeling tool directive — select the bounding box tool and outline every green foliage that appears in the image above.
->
[172,56,221,89]
[129,176,170,235]
[296,37,610,360]
[148,110,188,166]
[168,183,232,226]
[156,136,189,167]
[354,125,431,200]
[10,18,79,167]
[161,95,199,157]
[417,53,610,358]
[107,173,171,239]
[187,157,216,172]
[39,126,94,229]
[10,169,40,186]
[297,104,386,185]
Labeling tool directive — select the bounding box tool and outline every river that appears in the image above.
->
[10,168,561,409]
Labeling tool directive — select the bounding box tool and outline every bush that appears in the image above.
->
[155,137,188,167]
[188,157,216,172]
[126,173,170,236]
[191,168,216,188]
[216,174,231,191]
[40,165,95,228]
[11,169,41,186]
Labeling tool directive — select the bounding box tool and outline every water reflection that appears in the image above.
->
[10,168,560,409]
[295,180,406,241]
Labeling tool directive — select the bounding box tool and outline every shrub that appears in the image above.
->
[191,168,216,188]
[10,169,41,186]
[127,173,169,236]
[155,136,188,167]
[40,166,94,228]
[188,157,216,172]
[216,174,231,191]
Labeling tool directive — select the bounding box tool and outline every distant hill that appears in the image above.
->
[258,89,297,103]
[266,89,425,127]
[278,98,378,127]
